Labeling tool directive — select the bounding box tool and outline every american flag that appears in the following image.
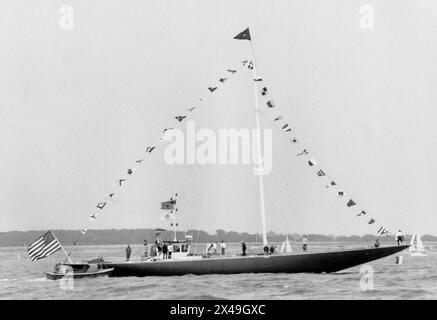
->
[27,231,62,261]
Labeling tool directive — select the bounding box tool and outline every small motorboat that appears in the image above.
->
[46,262,113,280]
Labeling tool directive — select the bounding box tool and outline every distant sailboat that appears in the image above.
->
[409,232,427,257]
[280,236,292,254]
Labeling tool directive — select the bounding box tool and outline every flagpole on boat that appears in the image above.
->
[52,231,73,263]
[248,31,268,247]
[64,231,85,264]
[172,193,178,242]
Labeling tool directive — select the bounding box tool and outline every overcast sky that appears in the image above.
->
[1,0,437,236]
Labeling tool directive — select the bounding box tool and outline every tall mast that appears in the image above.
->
[249,36,268,247]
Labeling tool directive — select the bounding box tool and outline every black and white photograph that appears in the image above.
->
[1,0,437,306]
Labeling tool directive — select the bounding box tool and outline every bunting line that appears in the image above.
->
[77,58,244,242]
[251,59,388,236]
[76,28,391,247]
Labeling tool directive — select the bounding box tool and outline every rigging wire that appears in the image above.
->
[194,165,217,245]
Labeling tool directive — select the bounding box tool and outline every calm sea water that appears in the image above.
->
[1,242,436,300]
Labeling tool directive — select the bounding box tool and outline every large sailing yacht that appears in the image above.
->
[54,27,408,278]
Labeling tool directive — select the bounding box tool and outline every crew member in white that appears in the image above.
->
[396,230,404,245]
[220,241,226,255]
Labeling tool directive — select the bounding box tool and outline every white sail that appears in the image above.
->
[410,231,427,256]
[285,236,292,253]
[280,236,292,253]
[280,241,286,253]
[416,232,425,252]
[408,232,416,253]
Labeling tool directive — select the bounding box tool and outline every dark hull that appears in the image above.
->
[104,245,408,277]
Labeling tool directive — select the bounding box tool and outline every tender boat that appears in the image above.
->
[46,262,113,280]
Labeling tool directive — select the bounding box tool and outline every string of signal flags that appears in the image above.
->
[76,28,391,244]
[233,28,392,237]
[80,53,244,240]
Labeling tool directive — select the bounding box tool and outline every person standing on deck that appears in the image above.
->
[157,242,163,259]
[241,241,247,256]
[168,243,173,259]
[162,243,168,260]
[150,243,157,259]
[213,242,218,255]
[144,240,148,257]
[220,241,226,255]
[208,243,214,255]
[396,230,404,245]
[302,235,308,252]
[263,245,269,255]
[125,245,132,261]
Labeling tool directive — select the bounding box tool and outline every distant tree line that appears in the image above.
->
[0,229,435,247]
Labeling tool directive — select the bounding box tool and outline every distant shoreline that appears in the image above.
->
[3,241,437,250]
[1,228,434,247]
